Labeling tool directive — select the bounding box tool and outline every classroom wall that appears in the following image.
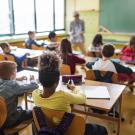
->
[66,0,100,49]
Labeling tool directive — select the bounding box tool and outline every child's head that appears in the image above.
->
[28,31,35,40]
[92,34,103,47]
[39,52,61,90]
[0,42,11,54]
[48,31,57,42]
[73,11,80,20]
[129,36,135,50]
[102,44,115,58]
[60,38,72,55]
[0,61,16,80]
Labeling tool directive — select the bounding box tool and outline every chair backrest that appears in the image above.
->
[4,54,15,62]
[0,96,7,128]
[60,64,71,75]
[85,69,118,83]
[31,44,44,50]
[32,108,85,135]
[87,51,102,58]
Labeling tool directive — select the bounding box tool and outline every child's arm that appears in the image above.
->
[86,62,95,69]
[73,55,86,65]
[64,89,86,105]
[112,61,133,74]
[13,80,39,95]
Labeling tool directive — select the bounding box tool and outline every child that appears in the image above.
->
[120,36,135,61]
[60,38,85,74]
[0,42,28,71]
[86,44,133,74]
[0,61,38,129]
[90,34,103,52]
[32,52,107,135]
[46,31,59,51]
[25,31,45,49]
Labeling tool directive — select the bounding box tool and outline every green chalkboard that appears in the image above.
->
[100,0,135,33]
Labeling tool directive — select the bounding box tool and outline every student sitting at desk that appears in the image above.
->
[86,44,133,74]
[0,42,29,71]
[25,31,45,49]
[46,31,59,52]
[120,36,135,61]
[60,38,86,74]
[32,52,108,135]
[90,34,103,52]
[0,61,38,130]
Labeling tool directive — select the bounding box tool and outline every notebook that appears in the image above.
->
[78,86,110,99]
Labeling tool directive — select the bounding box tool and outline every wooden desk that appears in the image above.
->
[11,48,43,59]
[72,80,126,135]
[17,70,126,135]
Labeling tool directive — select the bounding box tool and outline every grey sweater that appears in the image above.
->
[0,79,39,127]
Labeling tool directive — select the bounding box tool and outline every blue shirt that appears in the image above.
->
[25,38,46,49]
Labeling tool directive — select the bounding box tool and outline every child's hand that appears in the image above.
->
[30,75,35,81]
[17,76,27,81]
[66,83,75,91]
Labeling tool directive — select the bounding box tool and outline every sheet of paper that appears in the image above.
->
[78,86,110,99]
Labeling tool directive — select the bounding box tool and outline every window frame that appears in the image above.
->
[0,0,66,37]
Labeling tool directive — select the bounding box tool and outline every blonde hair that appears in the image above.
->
[0,61,16,80]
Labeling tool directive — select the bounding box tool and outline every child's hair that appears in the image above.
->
[0,61,16,80]
[39,52,61,88]
[92,34,103,47]
[60,38,72,54]
[28,31,35,35]
[0,42,10,50]
[102,44,115,58]
[129,36,135,48]
[48,31,56,40]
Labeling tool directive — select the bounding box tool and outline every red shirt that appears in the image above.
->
[63,54,86,74]
[120,46,135,61]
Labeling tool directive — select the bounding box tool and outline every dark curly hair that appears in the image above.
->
[39,52,61,87]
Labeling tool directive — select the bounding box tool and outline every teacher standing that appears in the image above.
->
[70,11,86,54]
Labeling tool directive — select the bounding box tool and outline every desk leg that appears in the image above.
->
[24,93,28,110]
[117,94,123,135]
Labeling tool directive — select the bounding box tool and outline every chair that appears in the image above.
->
[60,64,71,75]
[4,54,15,62]
[0,54,15,62]
[0,96,7,128]
[85,69,118,83]
[87,51,102,58]
[32,107,85,135]
[0,96,32,135]
[31,44,44,50]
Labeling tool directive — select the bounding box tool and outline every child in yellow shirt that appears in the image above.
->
[32,51,108,135]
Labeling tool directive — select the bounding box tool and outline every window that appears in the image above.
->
[55,0,65,30]
[0,0,65,36]
[13,0,35,34]
[0,0,10,35]
[35,0,54,32]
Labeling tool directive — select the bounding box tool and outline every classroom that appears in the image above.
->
[0,0,135,135]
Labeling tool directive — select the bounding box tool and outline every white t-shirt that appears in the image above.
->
[92,59,117,73]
